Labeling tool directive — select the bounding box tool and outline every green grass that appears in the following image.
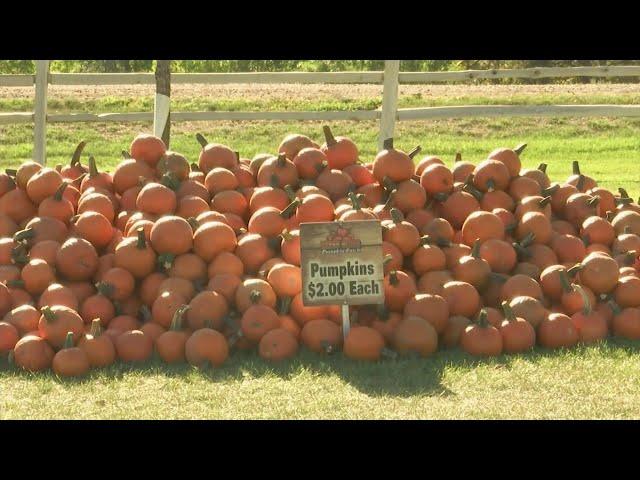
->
[1,91,640,419]
[3,340,640,419]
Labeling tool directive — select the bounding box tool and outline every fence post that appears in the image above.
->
[33,60,50,165]
[154,60,171,147]
[378,60,400,150]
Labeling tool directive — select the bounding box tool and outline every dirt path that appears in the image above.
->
[1,83,638,102]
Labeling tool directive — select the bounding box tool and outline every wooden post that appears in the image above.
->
[342,303,350,340]
[378,60,400,150]
[33,60,49,165]
[154,60,171,147]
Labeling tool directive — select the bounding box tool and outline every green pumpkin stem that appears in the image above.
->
[13,228,35,243]
[471,239,481,259]
[454,152,462,163]
[41,306,56,322]
[382,138,394,150]
[88,155,99,177]
[514,143,527,155]
[5,168,17,176]
[608,299,622,316]
[348,191,361,211]
[322,125,337,147]
[476,309,490,328]
[567,263,583,278]
[576,174,586,192]
[121,150,131,159]
[63,331,75,349]
[541,183,559,197]
[572,161,581,176]
[283,184,297,202]
[195,133,208,148]
[190,162,200,172]
[407,145,421,159]
[618,187,630,199]
[558,269,572,293]
[539,196,552,208]
[485,178,496,192]
[249,290,262,304]
[537,163,547,173]
[169,305,189,331]
[278,296,292,315]
[89,319,103,338]
[53,181,68,201]
[389,208,403,224]
[501,301,516,322]
[136,227,147,249]
[280,199,300,219]
[71,141,87,167]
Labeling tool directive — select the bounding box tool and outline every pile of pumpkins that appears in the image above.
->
[1,126,640,378]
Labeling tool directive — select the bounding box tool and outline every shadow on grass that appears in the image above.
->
[3,338,640,398]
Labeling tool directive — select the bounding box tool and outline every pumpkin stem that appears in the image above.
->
[419,235,435,246]
[541,183,559,197]
[322,125,337,147]
[276,153,287,167]
[407,146,421,159]
[476,308,489,328]
[615,197,633,206]
[160,172,180,191]
[567,263,583,278]
[382,138,394,150]
[432,192,449,203]
[96,282,116,299]
[269,173,281,189]
[5,169,17,176]
[485,178,496,192]
[135,227,147,249]
[454,152,462,163]
[41,306,57,323]
[53,181,68,201]
[576,175,586,193]
[470,239,481,259]
[573,284,592,316]
[121,150,131,159]
[514,143,527,155]
[190,162,201,172]
[606,210,616,222]
[388,271,399,286]
[348,191,361,211]
[537,163,547,173]
[572,161,581,176]
[462,182,483,201]
[71,172,87,188]
[505,222,517,233]
[607,299,622,316]
[89,318,103,338]
[157,253,175,272]
[280,199,300,219]
[88,156,99,177]
[513,242,531,261]
[169,305,189,331]
[249,290,262,304]
[278,296,292,315]
[283,184,297,202]
[139,305,152,323]
[195,133,208,148]
[382,176,397,192]
[10,246,29,266]
[519,232,536,248]
[558,269,572,293]
[382,254,394,267]
[63,331,75,349]
[587,196,600,207]
[267,236,282,252]
[539,196,552,208]
[13,228,34,243]
[70,140,87,167]
[501,301,516,322]
[618,187,630,199]
[389,208,403,224]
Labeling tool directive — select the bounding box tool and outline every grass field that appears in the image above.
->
[1,84,640,419]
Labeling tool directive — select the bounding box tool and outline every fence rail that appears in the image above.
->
[0,62,638,164]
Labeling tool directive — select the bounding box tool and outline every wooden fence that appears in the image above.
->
[1,61,640,164]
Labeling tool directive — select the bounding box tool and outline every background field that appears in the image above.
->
[1,82,639,419]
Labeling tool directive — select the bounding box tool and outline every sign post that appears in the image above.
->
[300,220,385,340]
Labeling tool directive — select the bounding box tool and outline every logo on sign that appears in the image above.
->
[320,225,362,253]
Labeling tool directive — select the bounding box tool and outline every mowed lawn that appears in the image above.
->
[1,87,640,419]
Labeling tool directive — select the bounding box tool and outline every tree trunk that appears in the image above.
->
[155,60,171,147]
